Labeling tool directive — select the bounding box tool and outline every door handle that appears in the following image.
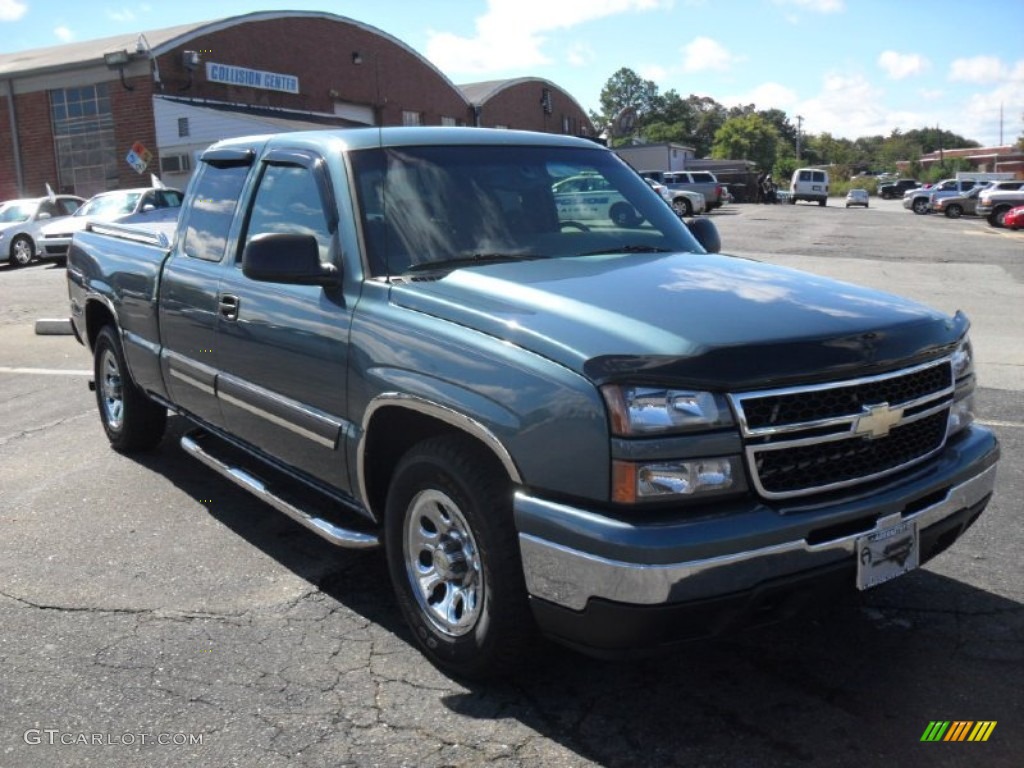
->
[218,293,240,321]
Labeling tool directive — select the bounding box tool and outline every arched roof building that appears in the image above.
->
[0,12,592,198]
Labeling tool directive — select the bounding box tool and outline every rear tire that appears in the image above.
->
[610,202,642,228]
[94,325,167,452]
[385,435,534,679]
[819,199,826,207]
[945,205,962,219]
[672,198,692,217]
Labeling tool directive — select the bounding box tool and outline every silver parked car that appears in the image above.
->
[38,187,183,258]
[845,188,869,208]
[0,195,85,267]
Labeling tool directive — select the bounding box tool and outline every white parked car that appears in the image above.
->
[644,178,706,216]
[0,194,84,267]
[38,186,183,258]
[845,189,869,208]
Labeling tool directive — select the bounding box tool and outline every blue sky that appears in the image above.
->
[3,0,1022,146]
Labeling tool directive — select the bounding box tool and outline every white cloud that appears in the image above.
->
[566,42,594,67]
[0,0,27,22]
[952,63,1024,145]
[54,25,74,42]
[682,36,741,73]
[106,8,136,22]
[795,72,891,138]
[949,55,1009,83]
[747,82,799,108]
[426,0,671,74]
[877,51,929,80]
[918,88,944,101]
[774,0,844,13]
[639,64,668,83]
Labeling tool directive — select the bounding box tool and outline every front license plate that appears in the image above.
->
[855,521,919,590]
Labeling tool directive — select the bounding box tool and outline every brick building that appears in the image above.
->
[0,11,594,199]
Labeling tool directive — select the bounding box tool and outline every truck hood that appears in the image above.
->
[389,252,966,389]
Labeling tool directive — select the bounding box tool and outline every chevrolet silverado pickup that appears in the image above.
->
[67,128,999,679]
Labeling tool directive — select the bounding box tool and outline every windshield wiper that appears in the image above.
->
[404,253,543,273]
[579,244,674,256]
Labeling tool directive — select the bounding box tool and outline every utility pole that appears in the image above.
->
[795,115,804,161]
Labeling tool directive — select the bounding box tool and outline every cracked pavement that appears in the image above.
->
[1,208,1022,767]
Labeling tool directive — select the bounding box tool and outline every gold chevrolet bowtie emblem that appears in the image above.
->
[854,403,905,439]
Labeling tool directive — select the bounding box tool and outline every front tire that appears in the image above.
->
[990,207,1009,228]
[912,198,930,215]
[94,326,167,452]
[385,435,534,679]
[945,205,962,219]
[9,235,34,267]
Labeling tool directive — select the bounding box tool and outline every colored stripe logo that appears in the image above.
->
[921,721,997,742]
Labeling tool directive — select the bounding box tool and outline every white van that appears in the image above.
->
[789,168,829,206]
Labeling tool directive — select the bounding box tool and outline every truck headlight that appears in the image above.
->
[601,385,734,436]
[612,456,740,503]
[948,335,975,438]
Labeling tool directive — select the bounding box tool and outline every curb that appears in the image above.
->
[35,318,73,335]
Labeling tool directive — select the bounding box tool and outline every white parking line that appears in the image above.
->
[0,366,91,376]
[979,419,1024,429]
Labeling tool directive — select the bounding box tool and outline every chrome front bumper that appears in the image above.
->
[517,463,997,612]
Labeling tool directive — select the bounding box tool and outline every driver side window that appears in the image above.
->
[243,163,333,262]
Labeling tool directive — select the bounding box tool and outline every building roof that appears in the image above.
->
[0,11,459,94]
[459,77,590,118]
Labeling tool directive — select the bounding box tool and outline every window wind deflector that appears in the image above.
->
[403,253,544,274]
[579,244,674,256]
[201,148,256,168]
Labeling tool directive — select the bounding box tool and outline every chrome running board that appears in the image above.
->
[181,432,379,549]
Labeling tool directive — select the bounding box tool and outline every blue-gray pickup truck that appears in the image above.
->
[67,128,999,679]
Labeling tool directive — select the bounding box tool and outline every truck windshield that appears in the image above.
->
[349,144,703,277]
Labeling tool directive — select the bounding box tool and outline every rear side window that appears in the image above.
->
[181,163,249,262]
[691,172,715,183]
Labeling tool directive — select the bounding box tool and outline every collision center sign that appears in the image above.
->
[206,62,299,94]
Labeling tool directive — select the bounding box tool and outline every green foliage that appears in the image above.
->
[590,69,990,169]
[593,67,660,139]
[711,113,781,170]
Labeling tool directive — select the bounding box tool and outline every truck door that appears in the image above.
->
[158,148,255,428]
[214,149,353,493]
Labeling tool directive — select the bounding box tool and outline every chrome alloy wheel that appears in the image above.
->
[98,348,125,431]
[403,488,484,637]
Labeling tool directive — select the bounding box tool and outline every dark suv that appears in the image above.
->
[878,179,920,199]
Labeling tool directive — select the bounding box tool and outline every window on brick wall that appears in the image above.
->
[50,84,118,198]
[440,116,457,127]
[402,110,422,126]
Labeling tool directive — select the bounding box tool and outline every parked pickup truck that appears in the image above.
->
[903,178,979,214]
[68,128,999,679]
[640,170,727,210]
[877,178,920,200]
[976,187,1024,227]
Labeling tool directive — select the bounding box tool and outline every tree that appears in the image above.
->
[592,68,660,141]
[711,113,781,170]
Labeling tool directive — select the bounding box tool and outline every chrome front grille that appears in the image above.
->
[729,359,954,499]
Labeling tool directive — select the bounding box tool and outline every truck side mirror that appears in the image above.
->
[242,232,339,287]
[686,217,721,253]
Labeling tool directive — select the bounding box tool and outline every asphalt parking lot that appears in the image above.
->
[1,198,1021,768]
